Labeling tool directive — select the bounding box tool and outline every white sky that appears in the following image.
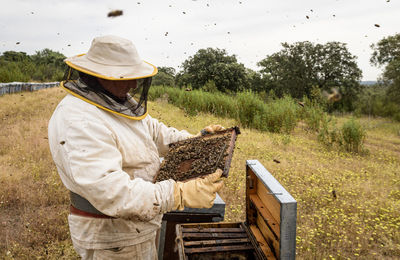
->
[0,0,399,81]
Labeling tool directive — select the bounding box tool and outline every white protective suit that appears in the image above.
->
[48,93,192,254]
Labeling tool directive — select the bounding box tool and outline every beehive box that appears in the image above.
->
[175,160,297,260]
[154,127,240,182]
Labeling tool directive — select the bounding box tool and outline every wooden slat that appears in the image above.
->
[184,238,250,247]
[256,213,280,259]
[185,244,254,254]
[249,194,280,238]
[256,178,281,224]
[178,222,242,229]
[249,225,277,260]
[183,232,248,239]
[182,227,245,233]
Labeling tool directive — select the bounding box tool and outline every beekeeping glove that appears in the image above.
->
[173,169,224,210]
[194,124,225,137]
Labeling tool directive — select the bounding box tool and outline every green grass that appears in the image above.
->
[0,88,399,259]
[149,86,301,134]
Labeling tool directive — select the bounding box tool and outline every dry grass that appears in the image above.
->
[1,88,400,259]
[0,88,78,259]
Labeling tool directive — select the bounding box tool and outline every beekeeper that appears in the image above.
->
[48,35,225,259]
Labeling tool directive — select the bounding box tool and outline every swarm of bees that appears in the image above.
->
[107,10,123,18]
[155,134,231,182]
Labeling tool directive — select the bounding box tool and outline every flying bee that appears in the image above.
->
[323,88,342,103]
[107,10,123,18]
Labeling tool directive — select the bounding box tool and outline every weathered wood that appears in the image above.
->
[256,212,280,258]
[249,193,280,238]
[182,232,248,239]
[175,225,186,260]
[183,238,250,247]
[184,244,254,254]
[249,225,277,260]
[182,227,244,233]
[177,222,244,229]
[256,178,281,224]
[247,168,257,195]
[174,161,297,260]
[247,160,297,259]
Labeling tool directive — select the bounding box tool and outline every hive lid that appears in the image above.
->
[245,160,297,259]
[154,126,240,182]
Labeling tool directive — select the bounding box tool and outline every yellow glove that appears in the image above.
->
[173,169,224,210]
[194,125,226,137]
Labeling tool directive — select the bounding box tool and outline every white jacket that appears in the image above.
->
[48,94,192,249]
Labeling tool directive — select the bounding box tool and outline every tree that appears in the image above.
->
[245,68,263,92]
[0,51,30,62]
[152,66,176,86]
[158,66,176,77]
[370,34,400,103]
[31,48,66,68]
[257,41,362,110]
[0,49,66,82]
[177,48,248,92]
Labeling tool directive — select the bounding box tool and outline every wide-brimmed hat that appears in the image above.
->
[65,35,157,80]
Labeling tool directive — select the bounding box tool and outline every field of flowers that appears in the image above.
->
[0,87,399,259]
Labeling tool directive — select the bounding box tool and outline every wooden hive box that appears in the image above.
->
[175,160,297,260]
[155,127,240,182]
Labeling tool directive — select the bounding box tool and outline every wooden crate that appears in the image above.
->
[175,160,297,260]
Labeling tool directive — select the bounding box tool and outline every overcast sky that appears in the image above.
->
[1,0,399,81]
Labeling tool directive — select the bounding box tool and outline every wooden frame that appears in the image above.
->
[246,160,297,259]
[175,160,297,260]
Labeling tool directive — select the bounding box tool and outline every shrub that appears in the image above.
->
[0,62,30,82]
[317,115,341,148]
[149,86,300,134]
[236,91,266,128]
[201,80,218,93]
[263,96,299,133]
[318,116,366,153]
[341,118,366,153]
[301,97,326,132]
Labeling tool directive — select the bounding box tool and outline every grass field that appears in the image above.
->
[0,87,399,259]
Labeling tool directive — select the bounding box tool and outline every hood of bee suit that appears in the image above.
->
[61,77,151,120]
[61,35,158,120]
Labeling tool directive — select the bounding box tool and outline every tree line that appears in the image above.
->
[152,34,400,120]
[0,49,66,82]
[1,34,399,120]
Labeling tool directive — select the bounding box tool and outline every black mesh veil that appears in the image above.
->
[62,67,152,119]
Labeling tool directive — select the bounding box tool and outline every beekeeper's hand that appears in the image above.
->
[173,169,224,210]
[193,125,225,137]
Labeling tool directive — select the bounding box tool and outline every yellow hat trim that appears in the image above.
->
[60,81,148,120]
[65,54,158,81]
